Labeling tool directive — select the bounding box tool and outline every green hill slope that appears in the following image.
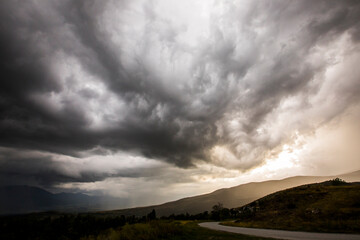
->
[226,179,360,233]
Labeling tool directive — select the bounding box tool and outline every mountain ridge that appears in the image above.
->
[0,185,123,215]
[1,170,359,216]
[105,170,360,217]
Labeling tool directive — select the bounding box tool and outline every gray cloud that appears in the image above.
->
[0,0,360,188]
[0,147,177,187]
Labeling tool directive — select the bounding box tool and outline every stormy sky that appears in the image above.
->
[1,0,360,207]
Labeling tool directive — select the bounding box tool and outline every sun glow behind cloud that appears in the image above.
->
[254,143,304,179]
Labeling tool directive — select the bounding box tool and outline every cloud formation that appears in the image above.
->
[1,0,360,201]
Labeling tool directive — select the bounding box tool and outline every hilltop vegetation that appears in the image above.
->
[224,179,360,233]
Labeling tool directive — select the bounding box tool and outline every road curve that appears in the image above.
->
[199,222,360,240]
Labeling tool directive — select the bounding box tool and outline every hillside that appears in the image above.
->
[225,179,360,233]
[1,170,359,216]
[104,170,360,217]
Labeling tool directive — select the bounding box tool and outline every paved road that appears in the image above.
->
[199,222,360,240]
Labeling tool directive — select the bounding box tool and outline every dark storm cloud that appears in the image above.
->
[0,0,215,167]
[1,0,360,186]
[0,147,172,187]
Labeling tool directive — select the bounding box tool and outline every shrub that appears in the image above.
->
[330,178,346,186]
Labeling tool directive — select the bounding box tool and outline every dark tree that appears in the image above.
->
[147,209,156,220]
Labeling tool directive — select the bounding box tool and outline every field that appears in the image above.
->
[0,213,270,240]
[80,221,272,240]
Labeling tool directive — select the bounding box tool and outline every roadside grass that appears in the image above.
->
[222,219,360,233]
[81,220,273,240]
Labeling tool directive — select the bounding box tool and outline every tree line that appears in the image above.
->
[0,202,239,240]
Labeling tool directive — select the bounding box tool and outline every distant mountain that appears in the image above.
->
[0,185,122,215]
[2,170,359,216]
[227,180,360,233]
[107,170,360,217]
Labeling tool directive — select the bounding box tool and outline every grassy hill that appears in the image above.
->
[224,179,360,233]
[102,170,360,217]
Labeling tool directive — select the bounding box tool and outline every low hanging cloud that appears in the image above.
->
[1,0,360,188]
[0,147,175,187]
